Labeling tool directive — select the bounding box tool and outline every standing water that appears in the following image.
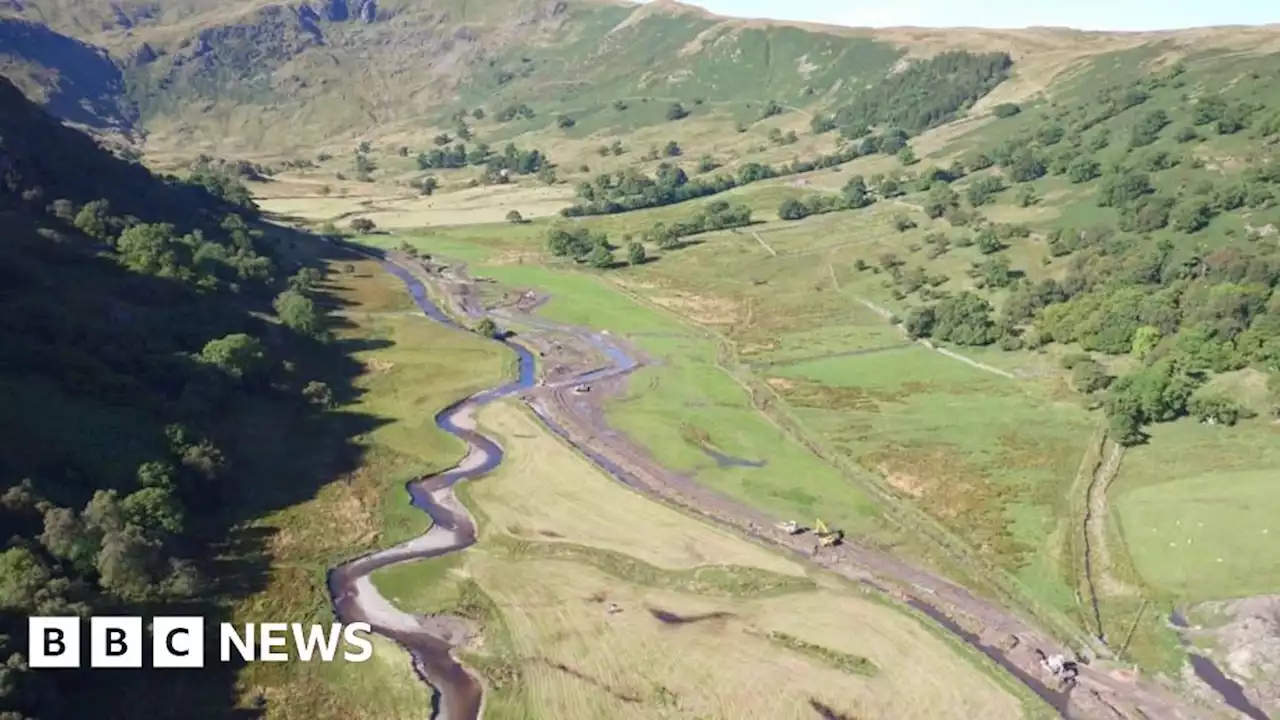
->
[1169,610,1270,719]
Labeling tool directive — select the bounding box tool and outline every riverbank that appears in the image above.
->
[229,253,510,720]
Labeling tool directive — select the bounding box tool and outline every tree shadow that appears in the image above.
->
[647,608,735,625]
[807,699,858,720]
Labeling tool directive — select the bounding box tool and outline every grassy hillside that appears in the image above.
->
[6,0,1276,159]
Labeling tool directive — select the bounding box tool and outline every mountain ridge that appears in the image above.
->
[2,0,1278,155]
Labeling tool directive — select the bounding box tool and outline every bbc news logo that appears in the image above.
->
[29,617,373,668]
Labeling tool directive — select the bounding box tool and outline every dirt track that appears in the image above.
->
[386,250,1225,720]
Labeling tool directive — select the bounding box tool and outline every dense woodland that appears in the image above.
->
[0,78,359,718]
[824,51,1014,137]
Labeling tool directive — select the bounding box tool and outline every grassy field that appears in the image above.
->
[372,400,1038,720]
[460,402,806,575]
[1074,418,1280,673]
[259,183,578,230]
[230,256,513,719]
[768,344,1094,605]
[1114,420,1280,601]
[1121,469,1280,593]
[472,262,891,541]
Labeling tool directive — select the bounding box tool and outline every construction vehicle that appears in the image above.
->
[814,518,843,547]
[1035,649,1079,690]
[774,520,804,535]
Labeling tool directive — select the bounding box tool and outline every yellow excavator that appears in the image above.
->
[814,518,843,547]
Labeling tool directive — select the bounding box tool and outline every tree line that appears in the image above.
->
[560,127,912,218]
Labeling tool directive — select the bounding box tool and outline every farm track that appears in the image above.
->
[329,243,1221,720]
[747,341,916,369]
[854,298,1026,379]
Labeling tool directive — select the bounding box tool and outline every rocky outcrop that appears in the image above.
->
[104,2,158,31]
[295,3,324,42]
[305,0,376,24]
[316,0,377,24]
[323,0,348,22]
[0,19,138,134]
[129,42,158,66]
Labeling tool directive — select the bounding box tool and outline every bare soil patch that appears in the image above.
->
[765,377,797,391]
[881,469,925,499]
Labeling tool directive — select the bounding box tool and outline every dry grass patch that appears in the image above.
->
[322,259,417,313]
[861,444,1029,566]
[769,376,937,413]
[258,183,576,228]
[237,635,427,720]
[646,291,741,326]
[487,249,546,266]
[883,470,925,499]
[363,358,396,373]
[471,401,804,576]
[470,556,1025,720]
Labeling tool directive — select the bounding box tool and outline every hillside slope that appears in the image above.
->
[0,75,370,719]
[2,0,1278,155]
[0,19,135,134]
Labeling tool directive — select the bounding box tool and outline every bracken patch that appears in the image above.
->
[860,443,1032,570]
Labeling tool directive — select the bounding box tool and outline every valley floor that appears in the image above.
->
[282,240,1227,720]
[374,400,1027,720]
[247,114,1278,717]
